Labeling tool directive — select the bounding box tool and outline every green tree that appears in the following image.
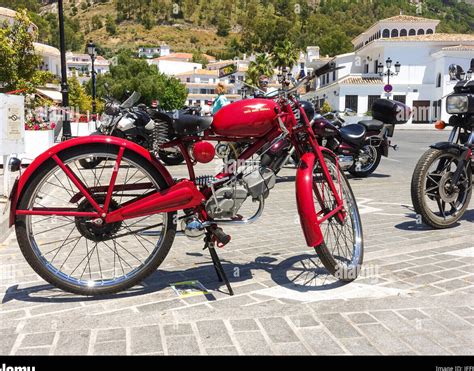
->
[216,14,231,37]
[89,51,187,110]
[271,39,299,71]
[91,15,103,30]
[246,54,274,86]
[68,76,92,113]
[192,50,209,68]
[105,14,117,35]
[0,9,52,93]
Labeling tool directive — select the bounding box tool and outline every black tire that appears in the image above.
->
[313,154,364,282]
[158,150,185,165]
[411,148,472,229]
[348,144,382,178]
[78,157,103,169]
[15,144,177,296]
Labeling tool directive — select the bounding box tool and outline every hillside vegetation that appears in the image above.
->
[1,0,473,57]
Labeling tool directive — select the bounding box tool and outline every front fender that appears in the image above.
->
[296,152,324,247]
[430,141,465,156]
[9,135,174,227]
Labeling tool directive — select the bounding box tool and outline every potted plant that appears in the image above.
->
[24,114,56,159]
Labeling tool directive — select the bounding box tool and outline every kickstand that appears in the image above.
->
[204,233,234,296]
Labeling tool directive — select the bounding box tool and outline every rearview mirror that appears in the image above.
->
[449,64,465,81]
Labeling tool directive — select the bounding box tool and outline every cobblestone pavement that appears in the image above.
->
[0,130,472,355]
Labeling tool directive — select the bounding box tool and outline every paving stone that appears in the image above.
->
[258,317,299,343]
[233,331,273,355]
[15,347,51,355]
[165,335,201,355]
[205,346,239,355]
[96,328,126,343]
[289,314,320,328]
[229,319,259,332]
[400,334,447,355]
[93,341,127,355]
[163,323,193,337]
[339,337,381,355]
[346,313,378,325]
[397,309,429,321]
[196,319,233,348]
[298,327,346,355]
[130,325,162,355]
[318,313,361,338]
[357,324,412,355]
[272,342,311,355]
[20,332,55,347]
[54,330,90,355]
[369,311,415,334]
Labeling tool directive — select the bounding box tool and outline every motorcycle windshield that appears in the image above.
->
[121,91,141,109]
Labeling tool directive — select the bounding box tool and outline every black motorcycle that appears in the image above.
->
[411,69,473,228]
[79,92,200,168]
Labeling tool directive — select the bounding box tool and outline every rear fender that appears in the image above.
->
[9,136,174,227]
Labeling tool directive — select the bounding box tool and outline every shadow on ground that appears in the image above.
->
[2,253,348,304]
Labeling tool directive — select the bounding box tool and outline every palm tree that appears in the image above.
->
[271,40,299,71]
[246,53,274,86]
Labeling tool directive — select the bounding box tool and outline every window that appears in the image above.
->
[368,95,380,112]
[322,75,326,85]
[364,63,369,73]
[326,73,330,83]
[436,73,441,88]
[393,95,406,104]
[345,95,358,112]
[391,29,399,37]
[412,100,430,123]
[374,59,379,73]
[382,29,390,38]
[186,78,190,82]
[426,28,434,34]
[400,29,407,36]
[417,29,425,35]
[333,70,336,80]
[300,62,305,69]
[409,29,416,36]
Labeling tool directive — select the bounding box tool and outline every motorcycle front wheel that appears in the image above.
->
[15,144,177,295]
[411,148,472,229]
[313,153,364,281]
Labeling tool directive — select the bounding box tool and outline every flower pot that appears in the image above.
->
[24,129,55,159]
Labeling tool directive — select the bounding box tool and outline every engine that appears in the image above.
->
[205,166,277,219]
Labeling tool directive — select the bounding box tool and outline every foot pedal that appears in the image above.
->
[210,226,231,247]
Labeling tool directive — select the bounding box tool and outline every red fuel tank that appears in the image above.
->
[212,99,278,137]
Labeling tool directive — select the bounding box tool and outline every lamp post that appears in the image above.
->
[377,57,401,96]
[58,0,71,140]
[87,40,97,124]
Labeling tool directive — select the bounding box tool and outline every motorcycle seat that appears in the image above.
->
[339,124,366,145]
[358,119,384,131]
[172,114,213,135]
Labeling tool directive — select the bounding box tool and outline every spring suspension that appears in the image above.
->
[195,175,219,187]
[153,119,170,152]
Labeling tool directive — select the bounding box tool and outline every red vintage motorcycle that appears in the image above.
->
[8,71,363,296]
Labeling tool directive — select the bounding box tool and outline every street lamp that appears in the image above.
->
[86,40,97,124]
[58,0,71,140]
[378,57,401,93]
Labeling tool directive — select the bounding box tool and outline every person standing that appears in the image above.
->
[211,82,229,115]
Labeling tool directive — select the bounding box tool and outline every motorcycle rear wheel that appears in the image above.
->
[348,144,382,178]
[313,154,364,281]
[411,148,472,229]
[15,144,177,296]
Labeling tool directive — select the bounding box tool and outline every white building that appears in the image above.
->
[0,7,61,79]
[176,67,249,108]
[66,52,110,84]
[138,45,170,59]
[304,15,474,124]
[147,52,216,76]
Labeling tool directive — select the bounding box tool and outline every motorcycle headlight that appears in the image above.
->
[99,114,113,127]
[446,95,469,114]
